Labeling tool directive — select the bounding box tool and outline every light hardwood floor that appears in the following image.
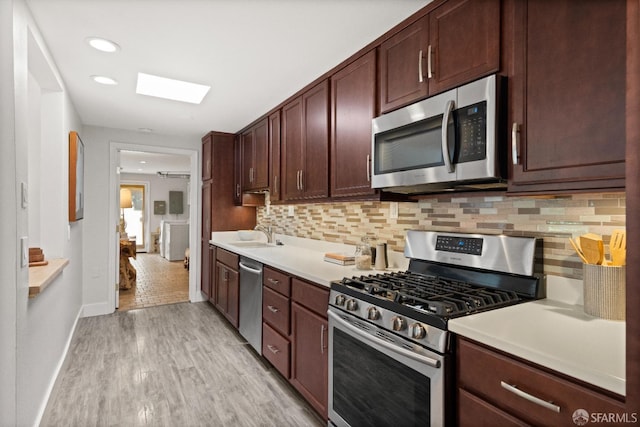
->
[41,302,324,426]
[119,253,189,311]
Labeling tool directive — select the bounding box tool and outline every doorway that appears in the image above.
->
[120,184,146,251]
[109,142,201,314]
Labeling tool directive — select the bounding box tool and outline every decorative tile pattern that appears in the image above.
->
[258,193,626,280]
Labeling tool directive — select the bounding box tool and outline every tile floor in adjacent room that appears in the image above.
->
[119,253,189,311]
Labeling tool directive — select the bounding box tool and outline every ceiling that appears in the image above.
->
[119,150,191,176]
[26,0,431,141]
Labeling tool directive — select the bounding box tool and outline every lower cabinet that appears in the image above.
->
[290,278,329,420]
[457,337,625,427]
[214,248,240,328]
[260,267,329,420]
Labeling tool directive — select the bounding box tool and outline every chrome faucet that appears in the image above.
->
[254,224,273,243]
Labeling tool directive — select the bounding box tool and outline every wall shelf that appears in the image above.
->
[28,258,69,298]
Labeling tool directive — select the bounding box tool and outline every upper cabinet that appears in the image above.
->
[330,50,377,198]
[508,0,626,194]
[282,80,330,201]
[378,0,500,113]
[241,118,269,192]
[269,110,282,202]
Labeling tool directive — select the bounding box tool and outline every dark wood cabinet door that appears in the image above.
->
[232,135,243,206]
[290,302,328,419]
[215,261,229,314]
[509,0,626,193]
[201,180,211,239]
[428,0,500,95]
[227,267,239,328]
[240,129,253,191]
[200,241,211,299]
[202,134,212,181]
[301,80,329,200]
[281,96,304,200]
[458,389,529,427]
[269,110,282,201]
[253,118,269,190]
[331,50,377,197]
[378,16,429,113]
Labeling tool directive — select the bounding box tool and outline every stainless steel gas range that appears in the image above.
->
[328,230,545,427]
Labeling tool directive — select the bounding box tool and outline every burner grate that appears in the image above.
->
[339,271,520,317]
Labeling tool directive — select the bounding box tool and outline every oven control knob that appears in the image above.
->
[346,299,359,311]
[410,323,427,339]
[391,316,406,331]
[334,294,346,306]
[367,307,380,320]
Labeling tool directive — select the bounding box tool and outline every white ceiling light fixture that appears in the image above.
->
[136,72,210,104]
[85,37,120,53]
[91,75,118,85]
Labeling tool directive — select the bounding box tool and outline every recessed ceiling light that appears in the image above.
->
[136,72,210,104]
[91,75,118,85]
[86,37,120,53]
[139,161,147,164]
[138,128,153,133]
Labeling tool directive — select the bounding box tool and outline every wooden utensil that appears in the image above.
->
[580,234,604,265]
[610,229,626,266]
[569,238,589,264]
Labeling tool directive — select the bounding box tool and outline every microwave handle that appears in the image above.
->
[441,100,455,173]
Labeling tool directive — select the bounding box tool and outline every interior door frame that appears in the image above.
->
[108,142,201,313]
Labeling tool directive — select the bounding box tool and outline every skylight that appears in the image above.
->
[135,72,210,104]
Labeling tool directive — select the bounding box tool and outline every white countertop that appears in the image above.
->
[210,231,408,287]
[449,277,626,396]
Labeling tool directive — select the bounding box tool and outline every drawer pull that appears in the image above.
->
[500,381,561,413]
[267,278,280,285]
[267,345,280,354]
[267,305,279,313]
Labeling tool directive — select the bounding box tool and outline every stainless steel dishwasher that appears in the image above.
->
[238,257,263,353]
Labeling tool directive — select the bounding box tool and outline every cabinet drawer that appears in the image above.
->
[263,267,291,297]
[216,248,238,269]
[458,388,529,427]
[263,286,290,336]
[262,322,290,379]
[457,338,624,427]
[291,278,329,318]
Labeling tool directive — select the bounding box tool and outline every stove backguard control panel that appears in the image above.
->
[435,235,483,256]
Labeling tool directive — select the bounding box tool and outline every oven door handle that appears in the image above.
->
[328,310,441,369]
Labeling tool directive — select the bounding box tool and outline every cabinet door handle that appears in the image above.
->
[236,183,240,198]
[366,154,371,182]
[267,344,280,354]
[273,175,278,194]
[427,44,433,79]
[249,167,253,183]
[296,170,301,190]
[500,381,561,413]
[512,122,520,165]
[418,49,424,83]
[267,278,279,285]
[267,305,279,313]
[320,324,326,354]
[299,170,304,191]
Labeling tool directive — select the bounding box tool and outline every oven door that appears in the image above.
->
[328,308,446,427]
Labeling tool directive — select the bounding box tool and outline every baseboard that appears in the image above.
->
[32,305,82,427]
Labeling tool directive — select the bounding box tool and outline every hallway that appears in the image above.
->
[119,253,189,311]
[40,302,323,426]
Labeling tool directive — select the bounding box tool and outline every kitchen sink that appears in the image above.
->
[229,241,274,248]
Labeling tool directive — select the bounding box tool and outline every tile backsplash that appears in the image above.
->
[257,192,626,281]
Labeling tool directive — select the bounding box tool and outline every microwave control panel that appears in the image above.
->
[456,101,487,163]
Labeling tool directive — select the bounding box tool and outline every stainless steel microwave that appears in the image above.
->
[371,74,506,194]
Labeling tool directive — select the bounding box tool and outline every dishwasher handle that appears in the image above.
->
[239,261,262,275]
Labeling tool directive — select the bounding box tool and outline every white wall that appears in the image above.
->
[81,126,201,315]
[3,1,85,425]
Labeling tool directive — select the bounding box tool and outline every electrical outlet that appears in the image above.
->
[389,202,399,219]
[287,205,295,217]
